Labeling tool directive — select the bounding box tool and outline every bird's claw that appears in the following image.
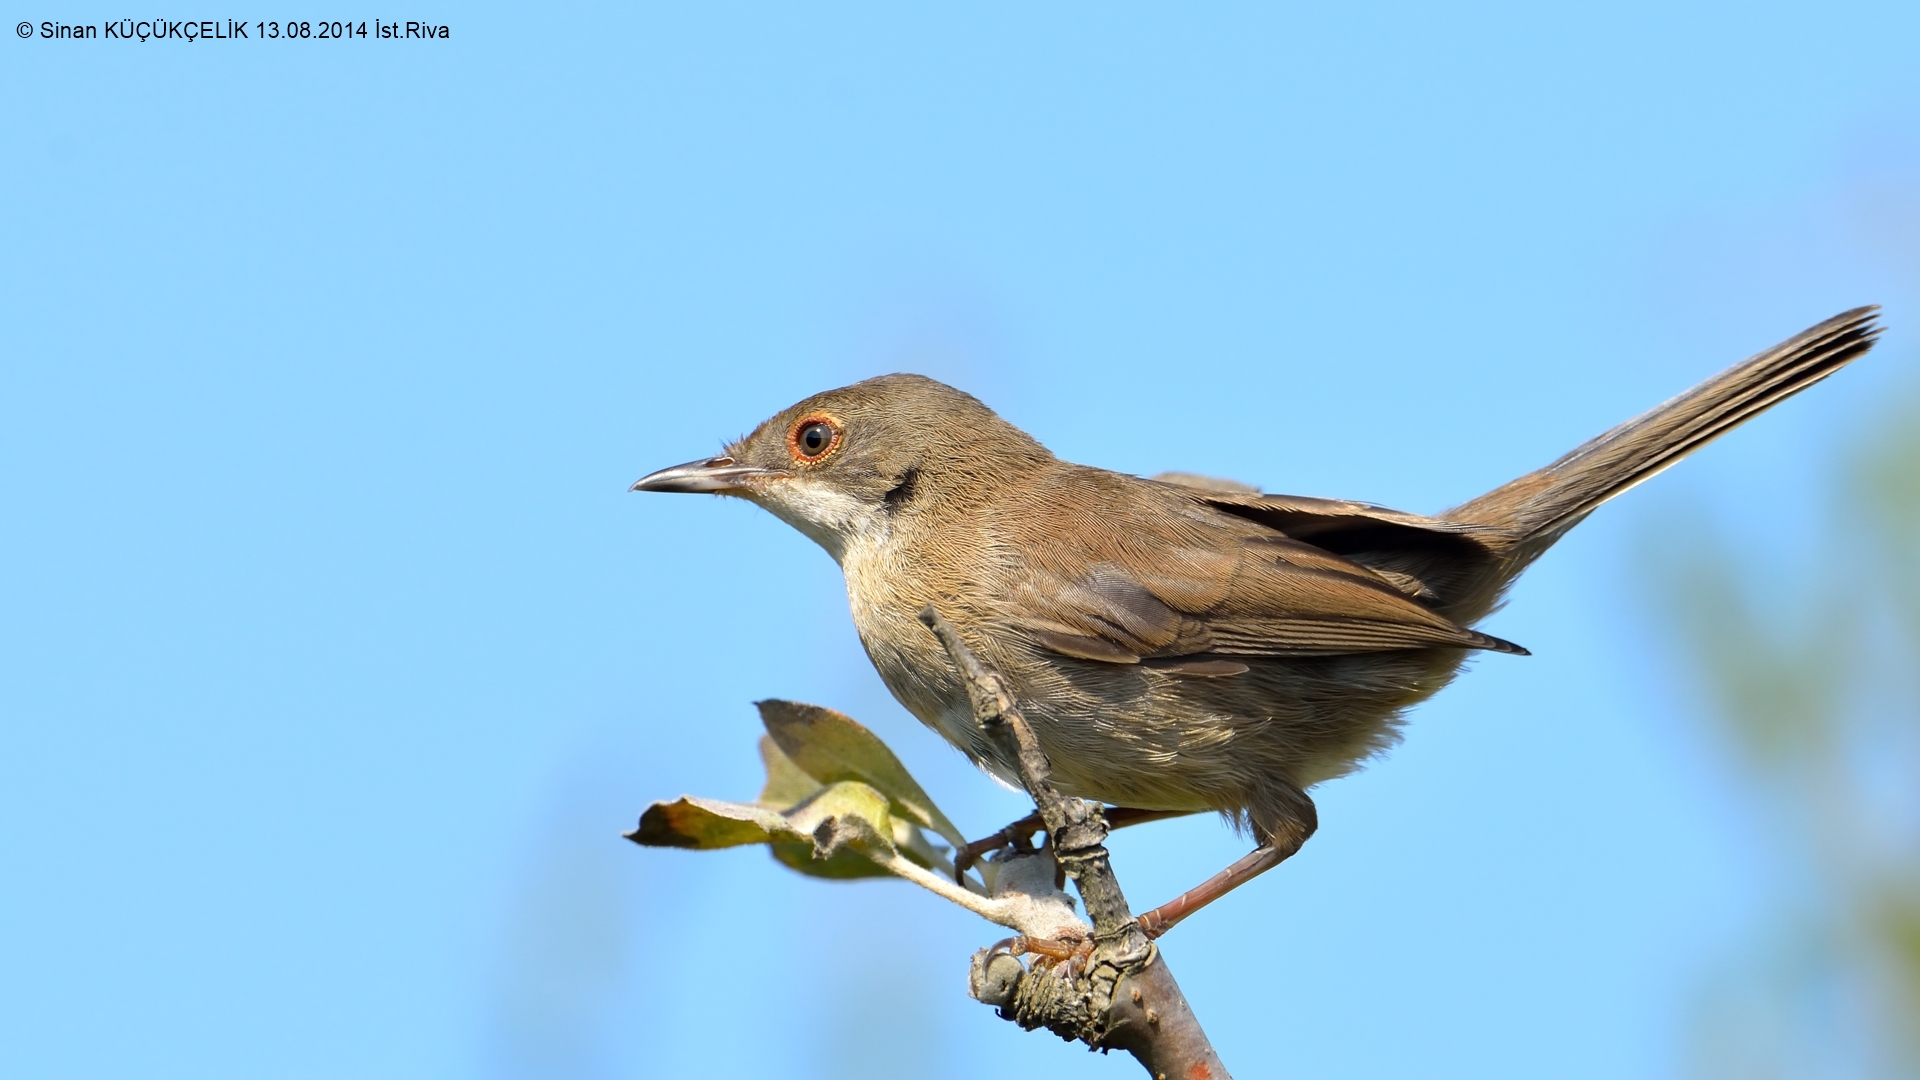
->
[952,811,1047,885]
[991,933,1094,978]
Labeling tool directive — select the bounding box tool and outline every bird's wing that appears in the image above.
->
[1172,489,1491,535]
[1008,530,1526,667]
[1154,485,1510,605]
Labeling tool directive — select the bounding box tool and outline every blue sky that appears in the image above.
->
[3,4,1917,1077]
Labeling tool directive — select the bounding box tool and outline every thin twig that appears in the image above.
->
[919,605,1232,1080]
[879,852,1016,925]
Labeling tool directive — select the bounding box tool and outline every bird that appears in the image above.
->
[631,307,1880,937]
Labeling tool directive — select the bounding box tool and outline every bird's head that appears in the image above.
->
[631,374,1051,560]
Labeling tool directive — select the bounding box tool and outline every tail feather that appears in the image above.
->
[1449,306,1881,548]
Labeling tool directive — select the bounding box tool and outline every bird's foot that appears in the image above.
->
[989,932,1095,977]
[953,807,1198,886]
[953,811,1046,884]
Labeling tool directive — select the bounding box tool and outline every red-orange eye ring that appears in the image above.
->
[786,414,843,463]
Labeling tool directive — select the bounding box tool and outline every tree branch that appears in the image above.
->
[919,605,1231,1080]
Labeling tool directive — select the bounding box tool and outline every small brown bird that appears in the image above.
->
[633,307,1879,936]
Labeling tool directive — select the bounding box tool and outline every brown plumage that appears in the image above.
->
[633,306,1880,935]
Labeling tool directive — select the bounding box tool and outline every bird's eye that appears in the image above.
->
[789,417,841,462]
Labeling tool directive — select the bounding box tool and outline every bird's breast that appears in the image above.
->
[837,530,1012,765]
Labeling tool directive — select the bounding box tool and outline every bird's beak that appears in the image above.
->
[628,455,782,494]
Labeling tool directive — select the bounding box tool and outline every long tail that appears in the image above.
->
[1449,306,1882,552]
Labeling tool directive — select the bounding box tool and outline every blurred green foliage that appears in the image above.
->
[1654,386,1920,1079]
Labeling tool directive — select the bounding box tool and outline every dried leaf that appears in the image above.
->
[626,795,797,850]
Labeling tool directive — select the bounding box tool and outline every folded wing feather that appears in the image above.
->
[1006,482,1526,666]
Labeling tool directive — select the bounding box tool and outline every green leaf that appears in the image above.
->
[756,700,968,850]
[627,776,920,882]
[785,780,898,860]
[772,779,901,879]
[759,736,949,877]
[630,715,966,885]
[768,839,894,879]
[756,735,823,809]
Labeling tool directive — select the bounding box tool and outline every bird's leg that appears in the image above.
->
[1133,844,1290,938]
[952,811,1044,884]
[953,806,1197,884]
[1134,797,1315,939]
